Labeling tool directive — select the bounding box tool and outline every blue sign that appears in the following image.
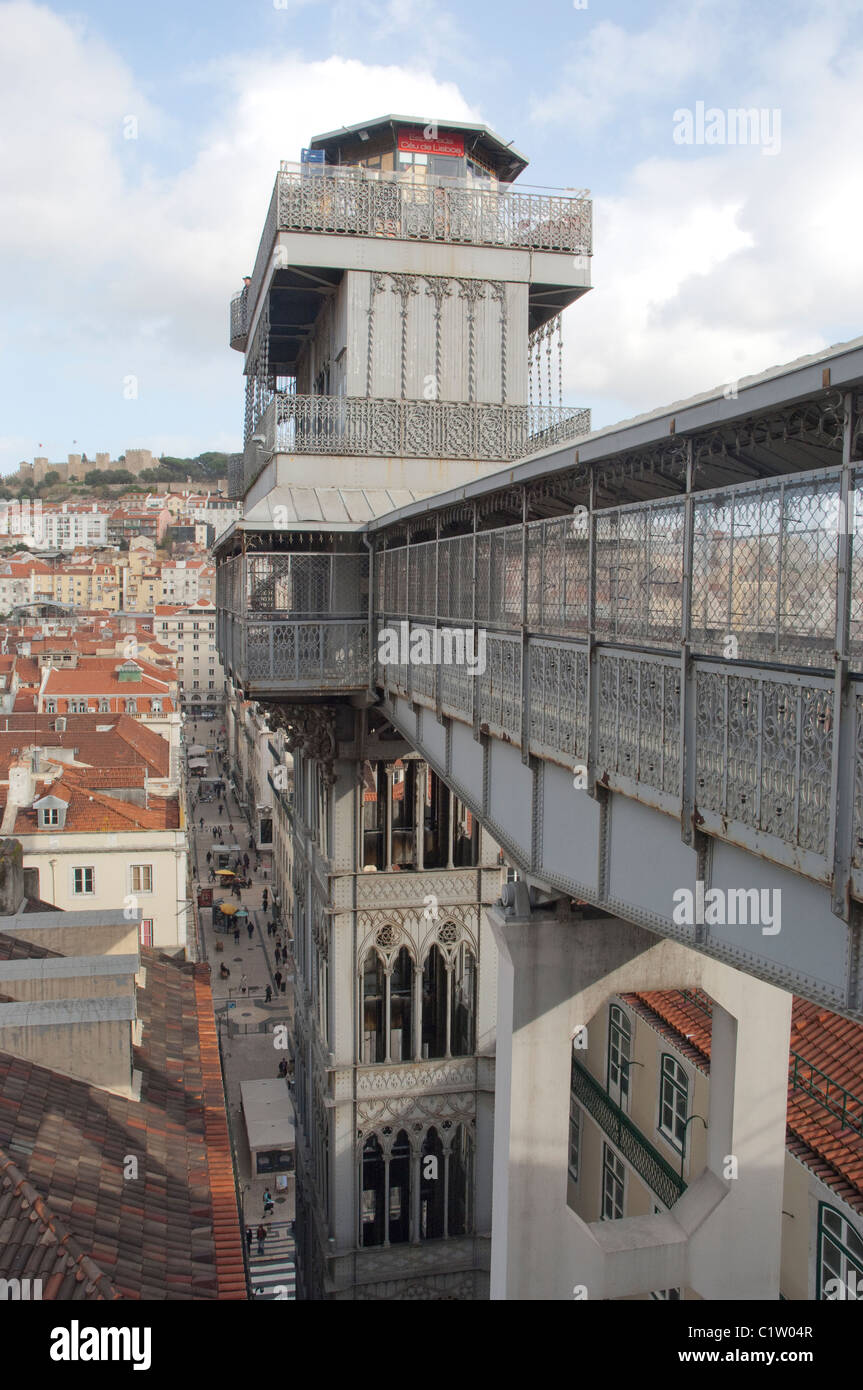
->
[301,148,325,164]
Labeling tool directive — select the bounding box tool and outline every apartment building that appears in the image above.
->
[154,599,224,715]
[1,757,188,951]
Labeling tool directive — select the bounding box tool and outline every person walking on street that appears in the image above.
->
[265,985,272,1003]
[274,969,282,993]
[218,803,224,817]
[246,1227,253,1256]
[262,888,268,912]
[267,920,274,937]
[243,853,250,871]
[209,869,216,883]
[206,851,212,865]
[234,926,240,945]
[199,816,203,830]
[256,1224,267,1256]
[278,1058,288,1079]
[274,945,281,967]
[247,921,254,940]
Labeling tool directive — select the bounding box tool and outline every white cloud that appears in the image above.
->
[554,3,863,424]
[0,2,480,468]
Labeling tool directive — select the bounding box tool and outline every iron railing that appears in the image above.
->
[570,1057,687,1209]
[230,288,249,348]
[263,394,589,463]
[276,162,592,253]
[789,1051,863,1137]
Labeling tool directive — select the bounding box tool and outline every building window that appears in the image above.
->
[421,944,448,1059]
[361,951,386,1064]
[46,700,56,713]
[659,1054,689,1153]
[125,699,137,713]
[41,807,60,826]
[73,866,95,895]
[99,699,110,712]
[140,918,153,948]
[448,1122,473,1237]
[389,946,413,1063]
[819,1203,863,1299]
[607,1004,632,1109]
[568,1096,581,1182]
[130,864,153,894]
[151,700,162,714]
[602,1142,626,1220]
[420,1128,445,1239]
[450,940,476,1056]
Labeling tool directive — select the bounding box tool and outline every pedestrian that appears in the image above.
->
[265,985,272,1003]
[247,921,254,940]
[274,969,282,992]
[243,853,249,871]
[209,869,215,883]
[263,1189,273,1215]
[229,822,234,835]
[275,934,281,949]
[199,816,203,830]
[256,1224,267,1256]
[274,945,281,967]
[246,1227,253,1255]
[278,1058,288,1079]
[248,836,254,852]
[206,851,212,865]
[267,920,274,938]
[234,926,240,945]
[219,803,224,817]
[262,889,268,911]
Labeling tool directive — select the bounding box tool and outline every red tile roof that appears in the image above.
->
[0,950,246,1299]
[12,780,180,834]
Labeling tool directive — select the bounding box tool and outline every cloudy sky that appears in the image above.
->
[1,0,861,473]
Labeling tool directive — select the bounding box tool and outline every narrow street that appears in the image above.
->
[181,715,296,1301]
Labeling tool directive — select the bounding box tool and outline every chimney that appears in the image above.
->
[7,760,35,811]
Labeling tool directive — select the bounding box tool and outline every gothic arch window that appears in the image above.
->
[388,1130,411,1245]
[389,946,413,1063]
[422,943,448,1059]
[361,951,386,1064]
[450,941,476,1057]
[420,1128,445,1240]
[448,1122,474,1237]
[361,1136,385,1247]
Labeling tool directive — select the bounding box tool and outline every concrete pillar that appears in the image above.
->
[489,904,792,1302]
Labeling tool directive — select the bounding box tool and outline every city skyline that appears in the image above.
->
[1,0,862,471]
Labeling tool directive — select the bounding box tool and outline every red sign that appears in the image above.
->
[198,888,213,907]
[398,128,464,158]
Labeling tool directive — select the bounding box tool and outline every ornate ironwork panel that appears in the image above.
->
[527,638,589,764]
[271,164,592,255]
[694,666,833,854]
[270,393,589,461]
[478,634,522,742]
[596,651,680,796]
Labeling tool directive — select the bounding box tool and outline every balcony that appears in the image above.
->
[217,550,369,697]
[239,165,593,332]
[237,394,590,494]
[274,162,591,250]
[230,286,249,350]
[570,1056,687,1210]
